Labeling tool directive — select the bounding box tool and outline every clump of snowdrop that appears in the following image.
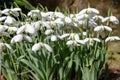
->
[0,7,120,80]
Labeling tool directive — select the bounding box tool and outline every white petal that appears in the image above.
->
[65,17,72,24]
[66,40,74,46]
[94,26,101,31]
[4,16,16,24]
[32,43,41,52]
[0,16,7,21]
[24,35,32,42]
[45,29,53,35]
[51,35,57,41]
[60,33,69,39]
[43,43,53,52]
[4,43,12,49]
[74,34,80,41]
[104,26,112,31]
[17,25,26,34]
[25,24,35,34]
[93,38,101,42]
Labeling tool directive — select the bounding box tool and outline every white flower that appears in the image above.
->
[94,25,112,32]
[0,16,7,21]
[27,10,40,17]
[102,16,119,24]
[7,27,18,33]
[65,17,72,24]
[53,12,64,18]
[24,35,32,42]
[25,23,36,34]
[79,8,99,15]
[0,43,12,51]
[17,25,26,34]
[4,16,16,24]
[84,38,101,45]
[17,23,36,34]
[45,29,54,35]
[109,16,119,24]
[11,34,23,43]
[0,25,7,33]
[43,43,53,52]
[66,40,80,47]
[51,35,57,41]
[105,36,120,42]
[32,43,41,52]
[32,42,53,52]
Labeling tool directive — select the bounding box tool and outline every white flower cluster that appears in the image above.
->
[0,7,119,52]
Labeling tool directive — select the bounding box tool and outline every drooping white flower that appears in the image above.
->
[17,23,36,34]
[2,8,21,17]
[27,10,40,17]
[24,35,32,42]
[64,17,72,24]
[66,40,80,47]
[0,43,12,51]
[32,43,41,52]
[105,36,120,42]
[102,16,119,24]
[0,16,7,21]
[4,16,16,24]
[94,25,112,32]
[45,29,54,35]
[0,25,7,33]
[79,8,99,15]
[17,25,26,34]
[53,12,64,19]
[32,42,53,52]
[25,23,36,34]
[84,38,101,45]
[7,27,18,34]
[11,34,23,43]
[51,35,57,41]
[43,43,53,52]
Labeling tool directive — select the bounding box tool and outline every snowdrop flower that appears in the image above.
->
[84,38,101,45]
[53,12,64,19]
[79,8,99,18]
[32,42,53,52]
[102,16,119,24]
[66,40,80,47]
[94,25,112,32]
[45,29,54,35]
[51,35,57,41]
[32,21,41,30]
[64,17,72,24]
[0,43,12,51]
[11,34,23,43]
[105,36,120,42]
[79,8,99,15]
[24,35,32,42]
[2,8,21,17]
[4,16,16,24]
[11,34,32,43]
[0,16,7,21]
[17,23,35,34]
[0,25,7,33]
[1,9,10,15]
[27,10,40,17]
[60,33,80,41]
[7,27,18,34]
[92,15,104,21]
